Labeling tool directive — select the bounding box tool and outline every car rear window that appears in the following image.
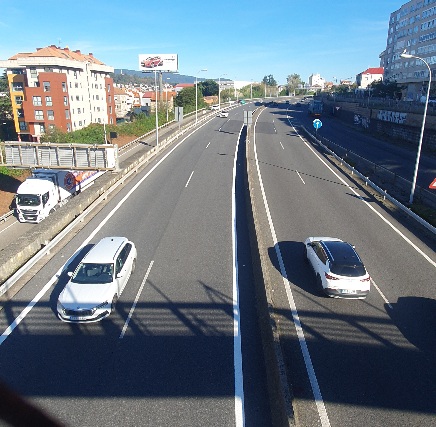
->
[330,263,366,277]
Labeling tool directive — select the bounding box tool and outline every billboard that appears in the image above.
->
[139,54,178,72]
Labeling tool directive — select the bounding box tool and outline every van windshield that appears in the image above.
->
[72,263,114,284]
[16,194,40,206]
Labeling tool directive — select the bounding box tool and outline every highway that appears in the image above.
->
[0,99,435,427]
[0,106,272,426]
[249,103,436,426]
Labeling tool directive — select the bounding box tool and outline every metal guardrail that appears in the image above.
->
[301,125,436,235]
[0,210,14,223]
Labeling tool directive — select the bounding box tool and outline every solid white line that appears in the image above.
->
[296,170,306,184]
[254,112,331,427]
[185,171,194,187]
[288,121,436,269]
[0,116,216,345]
[279,141,285,150]
[0,219,18,235]
[119,260,154,339]
[371,278,393,309]
[233,125,245,427]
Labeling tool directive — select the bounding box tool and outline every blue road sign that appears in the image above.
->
[313,119,322,129]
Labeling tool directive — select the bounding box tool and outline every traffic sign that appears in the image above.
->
[429,178,436,190]
[313,119,322,129]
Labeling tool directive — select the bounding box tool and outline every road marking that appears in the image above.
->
[288,120,436,269]
[185,171,194,187]
[206,141,211,149]
[254,112,331,427]
[119,260,154,339]
[296,170,306,184]
[279,141,285,150]
[0,219,18,235]
[371,278,392,309]
[233,125,245,427]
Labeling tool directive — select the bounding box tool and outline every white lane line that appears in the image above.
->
[0,116,217,345]
[206,141,211,149]
[233,125,245,427]
[371,278,393,309]
[288,121,436,269]
[185,171,194,187]
[296,170,306,184]
[279,141,285,150]
[0,219,18,235]
[254,112,331,427]
[119,260,154,339]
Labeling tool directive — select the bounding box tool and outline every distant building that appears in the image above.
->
[0,45,116,141]
[380,0,436,100]
[356,67,384,89]
[308,73,325,90]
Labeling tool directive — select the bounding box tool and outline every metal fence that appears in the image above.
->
[303,127,436,210]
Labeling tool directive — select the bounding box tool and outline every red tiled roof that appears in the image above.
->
[362,67,384,75]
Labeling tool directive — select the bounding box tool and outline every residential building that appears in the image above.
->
[356,67,384,89]
[380,0,436,100]
[308,73,326,90]
[0,45,116,141]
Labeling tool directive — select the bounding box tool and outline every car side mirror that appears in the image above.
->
[67,271,73,277]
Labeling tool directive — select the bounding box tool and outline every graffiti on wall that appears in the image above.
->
[377,110,407,124]
[354,114,370,129]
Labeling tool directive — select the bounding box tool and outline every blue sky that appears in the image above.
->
[0,0,401,84]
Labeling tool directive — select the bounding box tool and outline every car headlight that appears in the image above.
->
[92,301,109,313]
[57,300,65,313]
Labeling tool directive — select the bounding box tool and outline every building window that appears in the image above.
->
[77,108,81,114]
[19,122,27,131]
[45,96,53,106]
[15,96,23,105]
[33,96,42,106]
[96,94,99,100]
[107,84,111,92]
[64,96,68,106]
[65,110,70,119]
[76,95,80,101]
[34,110,44,120]
[62,82,67,92]
[98,118,101,123]
[78,120,83,126]
[12,82,23,91]
[109,106,112,114]
[108,95,112,103]
[67,123,71,132]
[30,68,37,77]
[75,82,79,88]
[43,82,50,92]
[44,67,53,72]
[47,110,54,120]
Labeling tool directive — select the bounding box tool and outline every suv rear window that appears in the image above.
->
[330,263,366,277]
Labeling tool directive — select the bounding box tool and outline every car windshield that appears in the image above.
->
[71,263,114,284]
[16,194,40,206]
[330,262,366,277]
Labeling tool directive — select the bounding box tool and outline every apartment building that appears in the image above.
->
[0,45,116,141]
[380,0,436,100]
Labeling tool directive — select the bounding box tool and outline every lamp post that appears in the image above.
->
[400,49,432,204]
[195,69,207,123]
[154,70,159,146]
[218,74,227,110]
[165,77,170,122]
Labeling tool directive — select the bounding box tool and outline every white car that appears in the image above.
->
[210,104,220,110]
[305,237,370,299]
[217,110,229,118]
[57,237,137,322]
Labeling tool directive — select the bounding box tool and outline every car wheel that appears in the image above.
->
[111,294,118,313]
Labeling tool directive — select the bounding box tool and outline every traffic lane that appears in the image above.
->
[293,105,436,189]
[0,118,249,425]
[253,114,436,425]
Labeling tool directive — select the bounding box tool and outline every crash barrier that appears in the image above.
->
[302,126,436,235]
[0,106,221,291]
[303,127,436,211]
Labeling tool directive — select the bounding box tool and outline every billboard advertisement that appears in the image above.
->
[138,54,178,72]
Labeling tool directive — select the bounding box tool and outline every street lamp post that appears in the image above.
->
[154,70,159,146]
[165,77,170,122]
[400,49,432,204]
[195,69,207,123]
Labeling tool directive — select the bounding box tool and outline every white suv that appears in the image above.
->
[305,237,370,299]
[57,237,137,322]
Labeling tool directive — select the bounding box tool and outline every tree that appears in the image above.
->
[286,73,302,96]
[368,79,405,99]
[198,79,218,96]
[175,86,206,114]
[0,72,12,121]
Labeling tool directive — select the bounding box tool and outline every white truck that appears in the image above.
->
[15,169,105,223]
